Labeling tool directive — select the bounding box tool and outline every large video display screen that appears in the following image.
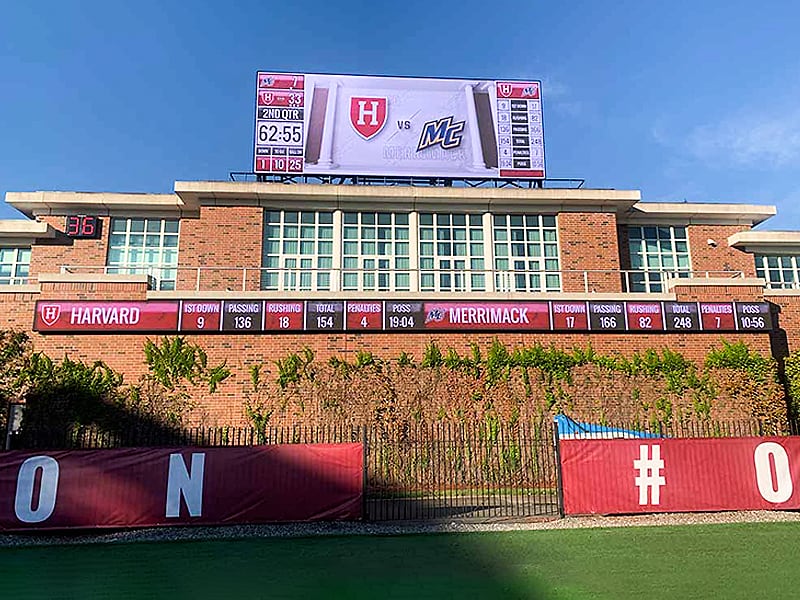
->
[254,72,545,179]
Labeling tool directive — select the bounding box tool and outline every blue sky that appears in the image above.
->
[2,1,800,228]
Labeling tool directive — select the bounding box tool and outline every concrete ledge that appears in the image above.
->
[623,202,776,226]
[148,290,675,302]
[5,191,199,219]
[38,273,152,285]
[0,220,56,244]
[764,288,800,297]
[174,180,641,214]
[0,284,40,294]
[729,231,800,254]
[665,277,765,291]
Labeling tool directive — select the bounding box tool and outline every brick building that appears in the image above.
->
[2,180,799,424]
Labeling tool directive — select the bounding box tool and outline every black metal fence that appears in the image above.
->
[5,418,799,521]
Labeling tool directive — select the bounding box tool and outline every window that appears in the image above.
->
[756,254,800,289]
[262,210,334,291]
[493,214,560,292]
[106,218,179,290]
[0,248,31,285]
[627,226,691,292]
[419,213,485,291]
[342,212,410,291]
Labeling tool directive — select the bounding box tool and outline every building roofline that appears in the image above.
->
[622,202,776,226]
[174,180,642,213]
[728,231,800,254]
[4,191,199,219]
[0,219,56,245]
[4,184,780,227]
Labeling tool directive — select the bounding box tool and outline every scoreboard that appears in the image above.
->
[33,299,773,334]
[254,72,545,179]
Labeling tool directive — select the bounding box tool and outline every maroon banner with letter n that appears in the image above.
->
[560,437,800,515]
[0,444,362,531]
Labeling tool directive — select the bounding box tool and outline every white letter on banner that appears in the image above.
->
[754,442,793,503]
[165,453,205,518]
[15,456,59,523]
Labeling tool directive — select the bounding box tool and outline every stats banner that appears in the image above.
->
[0,444,363,531]
[33,299,773,334]
[559,437,800,515]
[254,72,545,179]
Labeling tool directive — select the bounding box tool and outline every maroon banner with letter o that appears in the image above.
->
[0,444,362,531]
[560,437,800,515]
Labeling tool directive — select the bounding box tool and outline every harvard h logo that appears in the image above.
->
[40,304,61,327]
[350,97,387,140]
[497,83,514,98]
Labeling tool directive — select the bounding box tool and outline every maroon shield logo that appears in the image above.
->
[40,304,61,327]
[497,83,514,98]
[350,97,387,140]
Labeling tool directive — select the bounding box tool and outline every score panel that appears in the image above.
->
[625,302,664,332]
[588,302,626,331]
[306,301,344,331]
[664,302,701,332]
[346,302,383,330]
[221,301,264,332]
[735,302,772,331]
[384,302,426,331]
[180,301,223,332]
[34,299,774,335]
[699,303,736,331]
[551,302,588,331]
[265,301,304,331]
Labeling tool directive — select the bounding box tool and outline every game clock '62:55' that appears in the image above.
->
[257,122,303,145]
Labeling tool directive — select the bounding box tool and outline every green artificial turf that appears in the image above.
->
[2,521,799,599]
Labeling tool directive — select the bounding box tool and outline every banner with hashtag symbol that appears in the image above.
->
[560,437,800,515]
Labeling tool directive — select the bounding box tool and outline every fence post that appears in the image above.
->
[552,419,565,518]
[361,425,369,522]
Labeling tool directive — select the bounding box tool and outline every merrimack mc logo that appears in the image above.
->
[350,97,387,140]
[416,116,465,152]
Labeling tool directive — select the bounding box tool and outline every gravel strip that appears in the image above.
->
[2,510,800,548]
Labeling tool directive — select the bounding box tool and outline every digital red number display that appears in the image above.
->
[65,215,100,239]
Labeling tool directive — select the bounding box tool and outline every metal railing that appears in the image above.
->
[58,265,745,294]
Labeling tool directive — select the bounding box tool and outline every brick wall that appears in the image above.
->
[176,206,263,292]
[687,224,756,276]
[29,215,111,278]
[762,293,800,363]
[19,329,775,426]
[558,212,621,293]
[7,206,790,426]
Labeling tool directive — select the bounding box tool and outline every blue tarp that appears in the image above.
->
[554,414,663,439]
